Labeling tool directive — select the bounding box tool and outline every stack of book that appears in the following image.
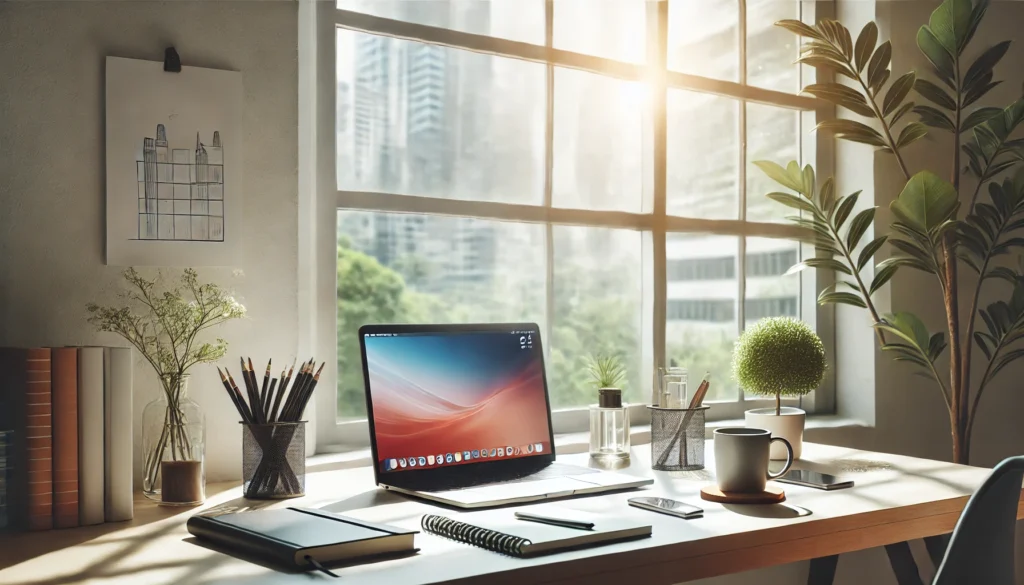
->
[0,347,134,531]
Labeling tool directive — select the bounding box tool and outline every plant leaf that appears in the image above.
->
[833,191,860,229]
[962,0,991,51]
[867,41,893,94]
[788,257,853,275]
[854,22,878,73]
[961,107,1002,132]
[814,119,887,147]
[796,55,857,79]
[884,72,917,116]
[974,331,993,359]
[890,101,917,126]
[754,160,805,194]
[890,171,960,233]
[927,0,973,55]
[889,238,935,265]
[870,261,900,294]
[884,311,932,350]
[964,78,1000,108]
[916,26,956,87]
[963,41,1011,93]
[914,78,957,110]
[915,105,957,132]
[857,236,888,271]
[846,207,876,251]
[987,266,1020,283]
[897,122,929,149]
[776,19,825,41]
[802,164,816,200]
[803,83,875,117]
[818,291,867,308]
[819,177,836,216]
[767,192,818,216]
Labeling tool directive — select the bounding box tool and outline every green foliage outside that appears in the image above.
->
[336,240,649,417]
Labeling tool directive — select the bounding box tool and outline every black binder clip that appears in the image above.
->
[164,47,182,72]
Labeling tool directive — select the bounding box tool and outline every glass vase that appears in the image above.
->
[142,374,206,505]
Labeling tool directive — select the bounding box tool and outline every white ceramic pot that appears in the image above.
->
[744,407,806,460]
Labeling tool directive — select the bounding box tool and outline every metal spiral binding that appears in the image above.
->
[421,514,532,557]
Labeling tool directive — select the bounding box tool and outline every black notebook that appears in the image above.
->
[187,507,418,571]
[421,507,651,558]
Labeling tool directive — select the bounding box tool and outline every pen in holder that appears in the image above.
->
[648,405,709,471]
[242,422,306,499]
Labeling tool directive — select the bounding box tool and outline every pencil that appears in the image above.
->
[294,362,324,420]
[269,366,288,423]
[217,367,248,423]
[259,359,272,421]
[276,360,296,421]
[225,368,253,423]
[282,360,313,421]
[242,357,263,423]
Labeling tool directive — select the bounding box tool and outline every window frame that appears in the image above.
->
[310,0,837,449]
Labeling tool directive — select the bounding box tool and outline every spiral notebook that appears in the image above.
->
[421,507,651,558]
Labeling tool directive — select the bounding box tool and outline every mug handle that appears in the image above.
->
[766,437,794,480]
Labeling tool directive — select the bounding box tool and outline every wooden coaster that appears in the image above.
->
[700,484,786,504]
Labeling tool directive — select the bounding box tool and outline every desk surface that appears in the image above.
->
[1,441,1020,585]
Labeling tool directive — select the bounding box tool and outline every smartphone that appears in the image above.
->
[776,469,854,490]
[628,496,703,519]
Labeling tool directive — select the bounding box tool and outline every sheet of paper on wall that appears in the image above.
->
[105,56,243,266]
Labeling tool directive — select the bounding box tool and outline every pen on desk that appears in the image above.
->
[514,511,594,531]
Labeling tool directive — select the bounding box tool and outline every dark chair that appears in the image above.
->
[932,455,1024,585]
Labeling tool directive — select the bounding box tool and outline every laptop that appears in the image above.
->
[359,323,653,508]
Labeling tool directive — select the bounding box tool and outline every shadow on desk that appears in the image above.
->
[0,482,238,573]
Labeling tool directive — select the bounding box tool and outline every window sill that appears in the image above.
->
[309,415,868,473]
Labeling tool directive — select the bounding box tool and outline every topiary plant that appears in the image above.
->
[732,317,827,415]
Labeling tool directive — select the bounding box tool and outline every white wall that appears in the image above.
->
[0,0,299,483]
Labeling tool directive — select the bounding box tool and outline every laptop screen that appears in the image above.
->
[363,327,552,475]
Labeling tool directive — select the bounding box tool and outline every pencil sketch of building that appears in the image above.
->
[137,124,225,241]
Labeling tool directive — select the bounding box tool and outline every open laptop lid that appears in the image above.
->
[359,323,557,490]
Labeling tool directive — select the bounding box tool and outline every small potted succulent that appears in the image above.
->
[732,317,826,460]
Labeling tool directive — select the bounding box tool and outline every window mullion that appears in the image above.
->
[650,0,668,405]
[543,0,555,374]
[737,0,748,405]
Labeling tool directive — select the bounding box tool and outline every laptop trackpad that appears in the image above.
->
[429,478,586,504]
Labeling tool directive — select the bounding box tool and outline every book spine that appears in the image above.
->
[26,348,53,531]
[51,348,79,529]
[77,347,105,526]
[104,348,133,522]
[186,515,297,567]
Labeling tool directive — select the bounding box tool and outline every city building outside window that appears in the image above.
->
[318,0,835,441]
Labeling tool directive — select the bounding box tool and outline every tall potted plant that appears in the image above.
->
[757,0,1024,464]
[87,268,245,504]
[733,317,827,459]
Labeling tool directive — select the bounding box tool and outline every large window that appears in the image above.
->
[324,0,830,430]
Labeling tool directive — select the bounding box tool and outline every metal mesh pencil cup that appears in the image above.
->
[648,406,709,471]
[242,422,306,499]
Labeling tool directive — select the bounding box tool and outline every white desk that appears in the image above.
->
[2,442,1020,585]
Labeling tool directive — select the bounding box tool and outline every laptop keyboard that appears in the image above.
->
[456,462,599,490]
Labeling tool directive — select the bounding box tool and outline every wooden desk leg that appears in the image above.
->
[924,534,950,569]
[885,541,925,585]
[807,555,839,585]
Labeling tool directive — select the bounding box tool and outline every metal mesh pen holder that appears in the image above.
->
[648,406,709,471]
[242,422,306,499]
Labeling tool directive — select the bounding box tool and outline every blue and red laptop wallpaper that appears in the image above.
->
[364,329,552,473]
